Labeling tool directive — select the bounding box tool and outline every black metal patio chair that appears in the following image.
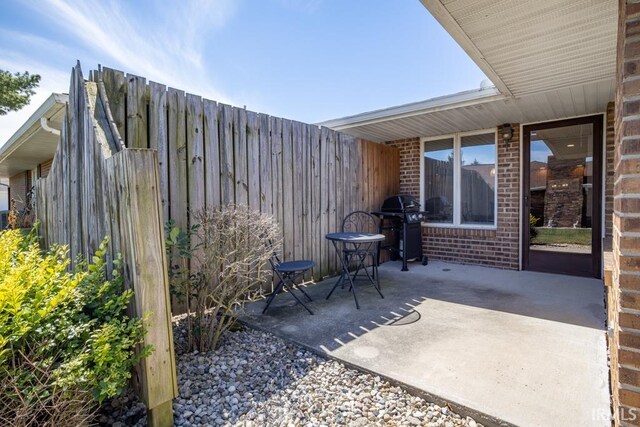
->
[342,211,381,283]
[263,248,315,315]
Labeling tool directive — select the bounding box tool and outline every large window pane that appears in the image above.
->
[461,133,496,225]
[424,138,454,223]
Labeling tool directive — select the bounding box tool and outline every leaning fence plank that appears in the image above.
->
[203,99,220,209]
[126,73,148,149]
[102,67,126,140]
[168,88,188,231]
[149,81,168,220]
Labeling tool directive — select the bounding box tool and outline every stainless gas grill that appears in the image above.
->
[372,195,429,271]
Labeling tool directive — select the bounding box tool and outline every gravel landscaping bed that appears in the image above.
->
[100,320,482,427]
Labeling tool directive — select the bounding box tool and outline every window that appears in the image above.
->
[421,130,497,227]
[423,138,454,223]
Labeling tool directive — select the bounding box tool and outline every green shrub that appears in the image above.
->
[0,228,151,426]
[529,213,539,239]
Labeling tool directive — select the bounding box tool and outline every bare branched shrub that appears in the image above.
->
[170,205,280,352]
[0,349,96,427]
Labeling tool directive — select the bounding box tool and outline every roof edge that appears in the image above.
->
[318,86,505,130]
[419,0,512,96]
[0,93,68,163]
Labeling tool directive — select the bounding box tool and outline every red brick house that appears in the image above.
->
[0,93,67,227]
[321,1,615,279]
[321,1,640,424]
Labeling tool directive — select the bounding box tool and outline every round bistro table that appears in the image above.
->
[325,232,385,309]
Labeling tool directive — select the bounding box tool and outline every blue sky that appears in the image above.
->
[0,0,487,145]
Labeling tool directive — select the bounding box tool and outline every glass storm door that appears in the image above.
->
[522,115,602,278]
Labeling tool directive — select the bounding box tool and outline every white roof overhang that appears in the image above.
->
[0,93,67,177]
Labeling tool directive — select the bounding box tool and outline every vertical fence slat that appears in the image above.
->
[292,121,303,262]
[281,119,294,261]
[310,125,321,279]
[126,74,148,149]
[327,129,337,272]
[219,104,234,204]
[149,81,168,221]
[168,88,188,231]
[204,99,220,209]
[271,117,284,252]
[259,114,272,214]
[319,127,329,277]
[247,111,261,210]
[234,108,248,205]
[301,124,312,279]
[187,93,205,218]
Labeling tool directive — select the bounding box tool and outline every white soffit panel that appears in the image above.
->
[422,0,617,96]
[328,78,614,142]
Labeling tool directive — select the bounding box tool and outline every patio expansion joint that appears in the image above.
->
[238,318,516,427]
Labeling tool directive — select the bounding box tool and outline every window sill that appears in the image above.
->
[421,222,497,231]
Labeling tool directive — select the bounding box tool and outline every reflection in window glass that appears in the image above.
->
[461,133,496,225]
[424,138,454,223]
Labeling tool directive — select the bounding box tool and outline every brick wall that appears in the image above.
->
[611,1,640,424]
[607,102,616,238]
[386,125,520,270]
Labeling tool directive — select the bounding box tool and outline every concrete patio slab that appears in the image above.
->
[241,260,610,427]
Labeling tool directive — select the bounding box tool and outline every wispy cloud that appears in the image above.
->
[1,0,239,145]
[33,0,237,99]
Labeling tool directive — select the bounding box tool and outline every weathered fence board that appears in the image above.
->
[149,81,168,220]
[219,103,234,205]
[168,88,188,233]
[35,64,177,427]
[204,99,220,209]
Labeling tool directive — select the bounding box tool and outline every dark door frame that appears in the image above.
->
[522,114,603,278]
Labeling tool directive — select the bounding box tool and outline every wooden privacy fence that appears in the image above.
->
[97,66,400,282]
[34,63,176,426]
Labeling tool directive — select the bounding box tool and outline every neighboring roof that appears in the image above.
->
[0,93,68,178]
[322,0,617,142]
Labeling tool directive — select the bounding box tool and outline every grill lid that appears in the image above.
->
[381,195,421,212]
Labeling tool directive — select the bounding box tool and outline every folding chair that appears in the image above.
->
[263,251,315,315]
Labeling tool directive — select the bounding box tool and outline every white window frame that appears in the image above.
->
[420,128,498,229]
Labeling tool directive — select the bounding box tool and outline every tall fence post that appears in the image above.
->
[110,149,177,427]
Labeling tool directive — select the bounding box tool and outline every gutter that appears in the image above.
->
[0,93,67,163]
[40,117,61,136]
